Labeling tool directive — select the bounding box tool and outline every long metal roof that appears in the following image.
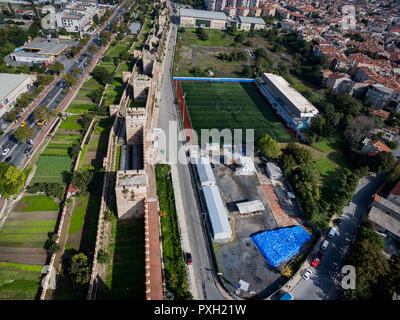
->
[180,8,228,21]
[369,206,400,238]
[203,185,232,241]
[196,156,216,185]
[239,16,266,25]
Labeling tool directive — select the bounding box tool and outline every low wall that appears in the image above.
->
[87,115,119,299]
[73,118,96,171]
[172,77,254,82]
[40,203,67,300]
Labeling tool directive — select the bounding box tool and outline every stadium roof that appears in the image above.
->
[23,38,68,56]
[203,185,232,241]
[262,73,319,117]
[238,16,266,25]
[0,73,35,104]
[180,8,228,21]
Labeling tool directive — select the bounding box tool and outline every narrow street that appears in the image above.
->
[291,173,386,300]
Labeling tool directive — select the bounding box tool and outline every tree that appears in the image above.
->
[73,67,81,77]
[33,106,49,122]
[256,133,282,159]
[90,66,114,86]
[97,249,111,264]
[235,32,245,43]
[373,151,396,173]
[14,126,35,143]
[283,142,312,165]
[49,61,64,74]
[69,143,81,159]
[6,111,17,122]
[69,46,80,58]
[71,167,94,193]
[99,30,111,46]
[345,115,376,143]
[226,24,237,36]
[93,14,100,26]
[64,73,76,87]
[88,45,98,54]
[37,74,54,86]
[16,93,30,108]
[0,163,26,198]
[358,226,384,249]
[69,253,90,288]
[7,2,15,18]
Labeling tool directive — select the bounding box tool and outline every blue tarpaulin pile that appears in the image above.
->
[250,226,311,267]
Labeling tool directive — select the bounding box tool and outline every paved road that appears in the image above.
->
[291,173,385,300]
[0,6,125,169]
[157,2,224,300]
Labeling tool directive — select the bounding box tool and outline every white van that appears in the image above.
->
[328,227,337,239]
[321,240,329,250]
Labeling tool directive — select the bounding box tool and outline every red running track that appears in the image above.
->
[174,80,196,144]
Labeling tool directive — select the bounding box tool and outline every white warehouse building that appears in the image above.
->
[203,185,232,242]
[0,73,37,118]
[196,156,216,186]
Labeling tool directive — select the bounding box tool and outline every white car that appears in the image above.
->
[0,123,7,130]
[302,269,312,280]
[2,148,9,156]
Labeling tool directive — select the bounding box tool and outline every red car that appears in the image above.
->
[311,257,320,268]
[185,252,192,265]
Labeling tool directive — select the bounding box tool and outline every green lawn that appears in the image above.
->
[103,77,124,106]
[19,195,59,212]
[0,263,42,299]
[155,164,191,299]
[314,138,336,153]
[314,157,336,177]
[31,155,71,184]
[67,102,96,114]
[178,28,236,47]
[59,115,82,130]
[180,81,293,143]
[98,217,145,300]
[68,196,89,234]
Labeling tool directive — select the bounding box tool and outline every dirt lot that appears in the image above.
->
[212,162,282,298]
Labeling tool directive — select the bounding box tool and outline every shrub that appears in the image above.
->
[97,249,111,264]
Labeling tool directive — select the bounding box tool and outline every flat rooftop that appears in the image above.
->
[23,38,69,56]
[180,8,228,21]
[262,73,319,117]
[238,16,266,25]
[0,73,35,103]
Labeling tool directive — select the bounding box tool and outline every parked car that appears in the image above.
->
[185,252,192,265]
[328,227,337,239]
[20,121,27,127]
[24,147,33,157]
[302,269,312,280]
[311,257,320,268]
[2,148,9,156]
[0,123,7,130]
[321,240,329,251]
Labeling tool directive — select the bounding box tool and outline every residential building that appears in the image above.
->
[366,83,396,108]
[237,15,265,30]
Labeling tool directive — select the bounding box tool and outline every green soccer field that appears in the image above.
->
[180,81,293,143]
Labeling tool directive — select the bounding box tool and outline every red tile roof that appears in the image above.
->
[371,140,391,153]
[372,109,390,119]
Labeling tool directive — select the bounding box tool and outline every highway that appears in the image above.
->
[0,5,125,168]
[157,1,225,300]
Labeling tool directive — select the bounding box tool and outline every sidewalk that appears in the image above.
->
[170,164,200,300]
